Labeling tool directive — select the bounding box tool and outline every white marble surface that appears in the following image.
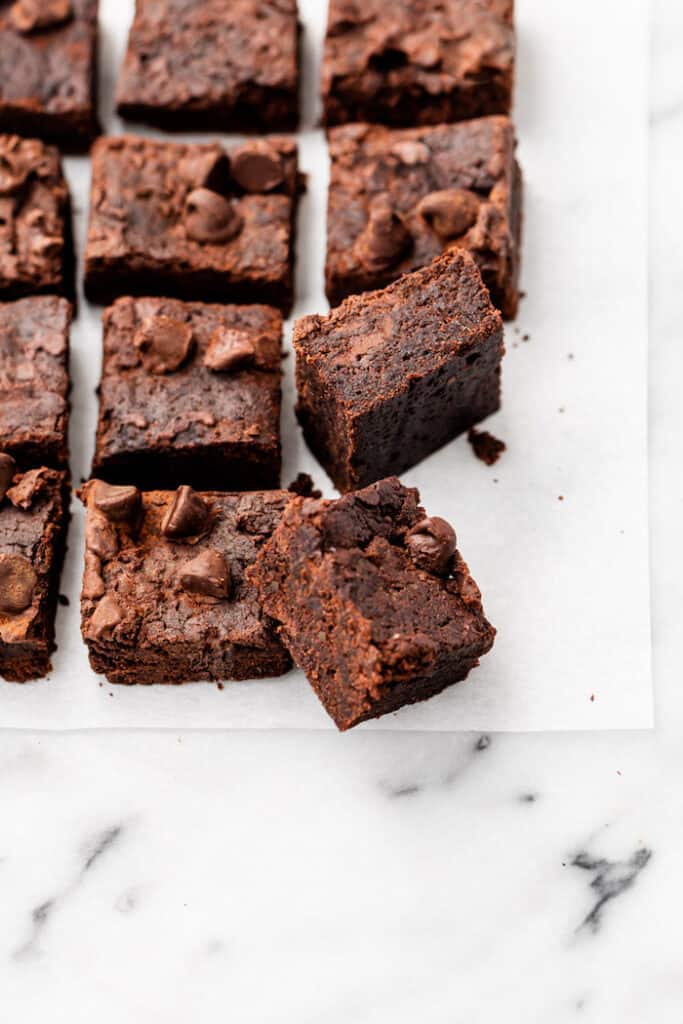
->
[0,0,680,1020]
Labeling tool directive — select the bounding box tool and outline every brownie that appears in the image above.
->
[0,461,70,681]
[80,481,293,685]
[92,297,283,491]
[251,476,495,730]
[84,136,300,312]
[0,135,73,300]
[0,295,71,470]
[295,249,504,492]
[116,0,299,133]
[326,117,522,318]
[0,0,99,150]
[321,0,514,128]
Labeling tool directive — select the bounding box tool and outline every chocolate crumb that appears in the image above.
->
[468,428,506,466]
[288,473,322,499]
[58,594,70,606]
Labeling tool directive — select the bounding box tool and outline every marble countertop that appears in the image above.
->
[0,2,679,1020]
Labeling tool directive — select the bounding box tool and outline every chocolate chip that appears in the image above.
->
[92,481,141,525]
[184,189,243,244]
[204,328,256,372]
[89,595,122,638]
[231,141,284,192]
[10,0,72,33]
[134,315,194,374]
[390,140,431,166]
[179,549,231,600]
[6,468,51,509]
[406,517,457,576]
[0,554,37,614]
[178,149,230,193]
[161,486,211,539]
[85,514,118,560]
[355,201,412,273]
[417,189,480,239]
[0,453,16,502]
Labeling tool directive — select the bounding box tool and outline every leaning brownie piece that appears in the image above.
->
[116,0,299,133]
[84,136,300,312]
[295,250,504,492]
[327,117,522,318]
[0,135,73,300]
[80,481,293,685]
[0,0,98,151]
[92,297,283,491]
[0,296,71,469]
[322,0,514,128]
[0,461,70,681]
[252,477,495,730]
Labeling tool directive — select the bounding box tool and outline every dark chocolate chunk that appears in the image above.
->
[0,553,37,612]
[203,328,256,373]
[355,202,412,273]
[406,517,457,576]
[6,468,53,509]
[179,549,230,600]
[184,189,243,244]
[161,486,211,539]
[0,454,16,502]
[92,481,142,525]
[231,141,284,193]
[134,316,194,375]
[89,594,123,638]
[417,189,480,239]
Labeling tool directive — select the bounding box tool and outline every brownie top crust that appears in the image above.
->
[326,117,519,310]
[0,465,68,647]
[0,134,70,295]
[96,296,282,462]
[81,483,292,653]
[116,0,299,117]
[295,248,502,413]
[0,295,71,465]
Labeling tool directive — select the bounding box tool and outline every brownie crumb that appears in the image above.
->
[468,428,506,466]
[58,594,70,606]
[288,473,322,499]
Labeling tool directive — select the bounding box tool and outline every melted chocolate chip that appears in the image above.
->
[161,486,211,539]
[178,149,231,193]
[184,189,243,244]
[0,554,37,614]
[231,141,284,192]
[406,517,457,576]
[203,328,256,372]
[356,202,412,272]
[0,453,16,502]
[10,0,72,33]
[89,595,122,638]
[417,189,480,239]
[134,315,194,374]
[6,468,50,509]
[179,549,231,600]
[92,481,142,525]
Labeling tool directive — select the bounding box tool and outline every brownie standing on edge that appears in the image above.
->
[295,250,504,493]
[0,135,73,301]
[251,477,495,730]
[0,462,70,681]
[84,136,300,312]
[322,0,514,128]
[0,0,99,150]
[326,117,522,318]
[80,481,293,685]
[0,296,71,470]
[116,0,299,133]
[92,297,283,491]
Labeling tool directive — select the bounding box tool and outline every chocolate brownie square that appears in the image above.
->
[322,0,514,128]
[0,0,99,150]
[295,249,504,492]
[326,117,522,318]
[0,135,73,300]
[0,461,70,681]
[80,481,293,685]
[0,295,71,469]
[92,297,282,491]
[116,0,299,133]
[251,477,495,730]
[84,136,299,312]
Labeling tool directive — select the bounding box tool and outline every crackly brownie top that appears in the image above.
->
[81,482,292,651]
[0,295,70,452]
[0,464,67,644]
[254,476,495,664]
[0,0,97,117]
[327,117,516,287]
[86,135,298,278]
[295,249,502,411]
[0,135,69,291]
[323,0,514,90]
[116,0,299,108]
[97,296,282,456]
